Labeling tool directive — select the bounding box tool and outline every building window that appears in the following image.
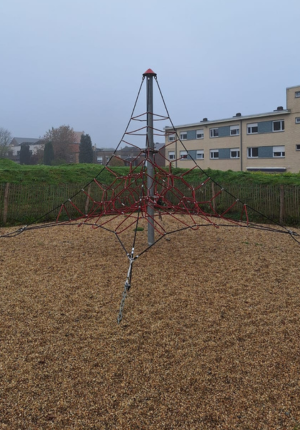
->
[248,147,258,158]
[97,156,103,163]
[230,125,240,136]
[196,129,204,139]
[296,144,300,151]
[210,128,219,138]
[210,150,219,159]
[230,149,240,158]
[168,151,175,160]
[180,132,187,140]
[196,150,204,159]
[295,91,300,98]
[272,120,284,132]
[247,123,258,134]
[273,146,285,157]
[180,150,188,159]
[295,117,300,124]
[168,133,176,142]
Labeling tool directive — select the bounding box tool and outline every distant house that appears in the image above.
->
[119,146,142,166]
[94,148,116,165]
[9,132,85,164]
[94,143,165,167]
[9,137,45,163]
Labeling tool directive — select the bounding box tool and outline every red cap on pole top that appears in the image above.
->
[143,68,157,77]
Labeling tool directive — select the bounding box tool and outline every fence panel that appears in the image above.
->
[0,182,300,226]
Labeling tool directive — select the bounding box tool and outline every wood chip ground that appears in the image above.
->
[1,219,300,429]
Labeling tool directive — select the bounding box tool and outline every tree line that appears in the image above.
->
[0,125,94,165]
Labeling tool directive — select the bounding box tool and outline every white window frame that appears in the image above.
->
[247,123,258,134]
[196,150,204,159]
[247,147,259,158]
[209,128,219,138]
[97,156,103,163]
[295,117,300,124]
[230,149,240,159]
[180,150,188,159]
[210,150,219,159]
[196,129,204,139]
[272,120,284,132]
[230,125,240,136]
[296,144,300,151]
[180,132,187,140]
[273,146,285,158]
[295,91,300,98]
[168,133,176,142]
[168,151,175,160]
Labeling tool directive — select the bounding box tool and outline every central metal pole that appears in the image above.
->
[143,69,156,245]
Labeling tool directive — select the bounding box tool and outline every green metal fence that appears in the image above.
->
[0,182,300,226]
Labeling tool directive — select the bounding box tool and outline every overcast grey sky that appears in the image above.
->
[1,0,300,148]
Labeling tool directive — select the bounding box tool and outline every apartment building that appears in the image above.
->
[165,85,300,173]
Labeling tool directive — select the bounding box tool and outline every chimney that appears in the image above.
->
[201,118,208,122]
[276,106,283,111]
[234,113,242,117]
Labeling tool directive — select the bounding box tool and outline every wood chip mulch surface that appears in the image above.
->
[1,219,300,429]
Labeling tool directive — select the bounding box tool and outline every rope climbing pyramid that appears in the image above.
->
[1,69,299,322]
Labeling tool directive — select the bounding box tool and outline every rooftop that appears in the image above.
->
[10,137,41,146]
[165,109,290,130]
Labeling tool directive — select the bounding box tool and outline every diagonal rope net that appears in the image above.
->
[1,72,299,321]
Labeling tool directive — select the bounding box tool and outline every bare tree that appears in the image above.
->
[44,125,75,163]
[0,127,12,158]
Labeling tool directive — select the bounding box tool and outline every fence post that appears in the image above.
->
[211,182,216,211]
[3,183,10,225]
[280,185,284,224]
[85,183,92,215]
